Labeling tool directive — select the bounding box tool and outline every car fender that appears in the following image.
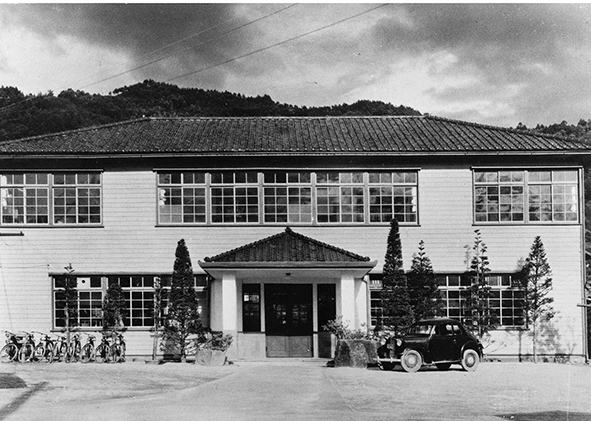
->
[460,341,483,358]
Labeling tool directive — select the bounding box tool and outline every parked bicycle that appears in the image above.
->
[94,332,113,363]
[0,331,23,363]
[65,333,82,363]
[109,331,126,363]
[52,334,69,362]
[32,331,55,363]
[80,333,96,363]
[17,332,36,363]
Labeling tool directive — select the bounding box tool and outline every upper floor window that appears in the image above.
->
[156,170,419,226]
[263,172,312,223]
[369,172,418,223]
[0,172,102,226]
[316,172,364,223]
[211,172,259,223]
[474,169,579,224]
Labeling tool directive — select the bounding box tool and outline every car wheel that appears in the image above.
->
[378,361,395,371]
[436,363,451,371]
[400,349,422,373]
[461,349,480,372]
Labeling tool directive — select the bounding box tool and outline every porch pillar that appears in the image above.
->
[338,272,357,329]
[210,271,237,332]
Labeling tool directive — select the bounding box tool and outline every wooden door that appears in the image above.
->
[265,284,312,357]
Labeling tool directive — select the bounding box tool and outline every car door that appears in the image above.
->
[430,323,459,362]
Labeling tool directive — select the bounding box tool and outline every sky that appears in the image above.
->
[0,2,590,128]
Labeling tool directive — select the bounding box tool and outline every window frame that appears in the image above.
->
[52,274,209,330]
[368,273,525,329]
[0,171,103,227]
[436,273,525,328]
[156,169,420,226]
[473,168,580,225]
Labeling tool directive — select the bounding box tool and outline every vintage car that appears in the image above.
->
[377,318,483,373]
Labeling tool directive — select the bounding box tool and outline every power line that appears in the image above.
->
[167,4,388,83]
[0,4,298,115]
[78,4,299,91]
[67,9,246,89]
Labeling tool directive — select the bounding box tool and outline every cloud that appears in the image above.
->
[0,3,589,127]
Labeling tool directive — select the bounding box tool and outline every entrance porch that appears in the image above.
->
[199,228,377,360]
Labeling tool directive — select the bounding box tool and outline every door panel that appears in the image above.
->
[265,284,312,357]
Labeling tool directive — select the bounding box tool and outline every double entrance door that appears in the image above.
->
[265,284,313,357]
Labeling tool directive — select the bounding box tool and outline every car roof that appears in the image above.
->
[415,318,461,325]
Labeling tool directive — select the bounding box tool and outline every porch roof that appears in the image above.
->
[199,227,375,269]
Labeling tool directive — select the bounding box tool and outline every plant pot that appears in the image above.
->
[334,339,380,368]
[195,349,227,366]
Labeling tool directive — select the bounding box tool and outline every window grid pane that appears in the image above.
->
[369,172,418,223]
[475,169,578,224]
[157,170,420,226]
[437,274,524,327]
[1,173,51,225]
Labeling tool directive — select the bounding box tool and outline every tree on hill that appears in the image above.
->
[0,80,421,141]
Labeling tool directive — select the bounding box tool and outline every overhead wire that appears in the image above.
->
[0,3,298,115]
[0,3,386,115]
[167,3,388,82]
[78,3,299,91]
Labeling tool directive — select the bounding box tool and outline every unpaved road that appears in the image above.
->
[1,360,590,420]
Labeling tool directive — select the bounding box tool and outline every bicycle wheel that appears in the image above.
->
[80,343,95,363]
[68,342,81,363]
[110,344,123,363]
[18,343,34,363]
[95,344,110,363]
[34,343,46,363]
[45,343,54,363]
[0,344,18,363]
[53,343,67,362]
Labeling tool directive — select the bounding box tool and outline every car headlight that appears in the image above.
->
[396,339,403,347]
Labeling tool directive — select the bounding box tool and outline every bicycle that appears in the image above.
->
[109,331,126,363]
[0,331,22,363]
[80,333,96,363]
[32,331,55,363]
[17,332,35,363]
[65,333,82,363]
[94,332,112,363]
[52,334,69,362]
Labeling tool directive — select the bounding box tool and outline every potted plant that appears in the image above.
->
[194,330,233,366]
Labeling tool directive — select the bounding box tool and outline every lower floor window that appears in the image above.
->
[52,274,209,329]
[368,273,524,328]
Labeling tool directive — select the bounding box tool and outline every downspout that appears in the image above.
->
[580,167,589,363]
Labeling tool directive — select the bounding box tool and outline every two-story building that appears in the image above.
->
[0,115,589,361]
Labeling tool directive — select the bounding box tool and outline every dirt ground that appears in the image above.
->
[1,360,591,421]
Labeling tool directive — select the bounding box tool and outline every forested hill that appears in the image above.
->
[0,80,421,142]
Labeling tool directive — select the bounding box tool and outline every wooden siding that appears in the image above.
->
[0,167,585,358]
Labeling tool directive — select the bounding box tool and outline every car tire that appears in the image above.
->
[436,363,451,371]
[461,349,480,372]
[400,349,422,373]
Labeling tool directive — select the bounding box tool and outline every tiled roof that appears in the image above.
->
[1,115,589,156]
[202,227,371,263]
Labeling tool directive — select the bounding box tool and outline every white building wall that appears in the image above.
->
[0,167,585,359]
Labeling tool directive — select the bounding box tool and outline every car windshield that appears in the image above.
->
[406,323,434,335]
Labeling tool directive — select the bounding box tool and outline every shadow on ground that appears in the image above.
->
[0,374,26,389]
[0,381,47,419]
[498,411,591,421]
